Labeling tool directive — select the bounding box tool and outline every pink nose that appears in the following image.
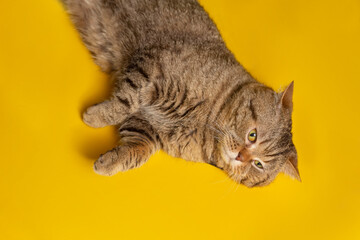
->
[235,149,251,162]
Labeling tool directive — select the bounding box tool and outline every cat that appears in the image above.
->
[61,0,300,187]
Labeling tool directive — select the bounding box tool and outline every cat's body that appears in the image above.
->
[62,0,300,187]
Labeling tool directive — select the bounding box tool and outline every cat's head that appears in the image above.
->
[219,82,300,187]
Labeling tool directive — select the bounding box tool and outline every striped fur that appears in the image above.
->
[62,0,300,187]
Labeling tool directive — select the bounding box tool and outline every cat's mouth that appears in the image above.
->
[221,148,242,166]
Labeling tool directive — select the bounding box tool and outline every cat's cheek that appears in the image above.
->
[220,148,234,164]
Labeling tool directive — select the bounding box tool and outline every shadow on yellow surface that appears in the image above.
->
[0,0,359,240]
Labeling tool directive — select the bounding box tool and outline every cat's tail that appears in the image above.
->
[60,0,132,73]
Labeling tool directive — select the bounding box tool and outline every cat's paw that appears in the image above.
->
[93,150,122,176]
[82,105,108,128]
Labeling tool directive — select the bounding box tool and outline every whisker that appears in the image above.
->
[210,176,231,185]
[218,180,237,201]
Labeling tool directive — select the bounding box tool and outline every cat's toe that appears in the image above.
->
[82,109,107,128]
[93,150,121,176]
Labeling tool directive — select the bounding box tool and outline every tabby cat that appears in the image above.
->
[61,0,300,187]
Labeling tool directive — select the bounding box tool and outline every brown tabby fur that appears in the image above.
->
[61,0,300,187]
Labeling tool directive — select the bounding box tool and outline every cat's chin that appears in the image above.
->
[229,159,243,167]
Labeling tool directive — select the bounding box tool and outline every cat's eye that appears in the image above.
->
[254,160,263,169]
[248,128,257,143]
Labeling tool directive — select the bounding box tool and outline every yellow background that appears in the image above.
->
[1,0,359,239]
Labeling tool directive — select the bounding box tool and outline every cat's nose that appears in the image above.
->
[235,152,244,162]
[235,149,251,162]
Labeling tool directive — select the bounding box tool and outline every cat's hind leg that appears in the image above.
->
[93,113,161,176]
[83,97,132,128]
[61,0,128,73]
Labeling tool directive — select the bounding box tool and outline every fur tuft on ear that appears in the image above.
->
[280,81,294,112]
[282,152,301,182]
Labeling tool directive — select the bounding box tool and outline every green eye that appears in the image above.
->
[248,128,257,143]
[254,160,263,169]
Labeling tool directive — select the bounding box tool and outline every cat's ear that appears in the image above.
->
[282,152,301,182]
[280,81,294,112]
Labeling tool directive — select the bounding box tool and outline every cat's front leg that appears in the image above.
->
[93,114,160,176]
[83,97,132,128]
[94,144,151,176]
